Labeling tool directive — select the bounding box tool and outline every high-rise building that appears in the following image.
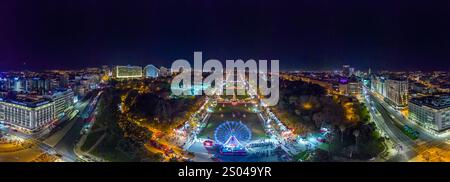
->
[349,67,355,76]
[113,65,143,79]
[144,64,160,78]
[45,88,74,118]
[409,95,450,132]
[75,84,87,97]
[27,77,52,94]
[354,70,362,77]
[0,97,56,132]
[386,78,408,107]
[101,65,110,73]
[59,73,69,88]
[347,76,361,97]
[1,77,53,94]
[371,75,387,97]
[342,65,350,77]
[12,77,23,92]
[0,77,7,91]
[159,66,170,77]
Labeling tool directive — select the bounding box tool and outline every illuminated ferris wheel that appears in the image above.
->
[214,121,252,144]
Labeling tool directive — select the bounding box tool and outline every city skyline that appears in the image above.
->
[1,0,450,166]
[1,0,450,71]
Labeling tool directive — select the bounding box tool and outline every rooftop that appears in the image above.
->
[388,77,408,82]
[409,95,450,110]
[0,96,53,108]
[50,88,72,93]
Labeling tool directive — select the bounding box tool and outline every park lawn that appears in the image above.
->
[198,104,268,141]
[213,104,254,113]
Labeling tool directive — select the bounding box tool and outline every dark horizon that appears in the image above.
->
[1,0,450,72]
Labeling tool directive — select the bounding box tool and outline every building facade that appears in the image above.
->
[386,78,408,107]
[144,64,160,78]
[46,88,74,118]
[371,75,387,97]
[0,98,56,132]
[159,66,170,77]
[342,65,350,77]
[409,95,450,132]
[113,65,143,79]
[0,77,52,95]
[347,81,360,97]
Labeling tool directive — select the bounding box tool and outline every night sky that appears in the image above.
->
[0,0,450,71]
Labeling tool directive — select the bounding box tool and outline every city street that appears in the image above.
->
[363,86,450,161]
[366,93,417,161]
[52,91,101,161]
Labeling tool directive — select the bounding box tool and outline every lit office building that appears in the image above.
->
[0,77,26,92]
[347,76,361,97]
[386,78,408,107]
[144,64,160,78]
[113,65,143,79]
[409,95,450,132]
[159,66,170,77]
[11,77,53,94]
[342,65,350,77]
[46,88,74,118]
[59,74,69,88]
[371,75,387,97]
[0,97,56,132]
[0,77,7,90]
[349,67,355,76]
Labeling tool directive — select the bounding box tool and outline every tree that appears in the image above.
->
[353,129,360,149]
[339,125,346,142]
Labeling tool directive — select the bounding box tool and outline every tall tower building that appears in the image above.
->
[342,65,350,77]
[386,78,408,107]
[144,65,160,78]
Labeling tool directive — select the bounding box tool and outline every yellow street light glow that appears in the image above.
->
[303,102,312,110]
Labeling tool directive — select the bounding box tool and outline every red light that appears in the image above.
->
[203,140,214,147]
